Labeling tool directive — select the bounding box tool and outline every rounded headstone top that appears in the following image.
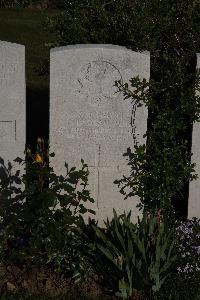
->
[0,40,25,119]
[50,44,149,56]
[0,40,25,49]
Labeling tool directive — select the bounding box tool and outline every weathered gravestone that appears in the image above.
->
[0,41,25,174]
[188,53,200,219]
[50,44,150,224]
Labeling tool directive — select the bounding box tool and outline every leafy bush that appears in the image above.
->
[79,210,177,299]
[79,212,200,299]
[0,139,199,299]
[44,0,138,49]
[176,218,200,274]
[44,0,200,52]
[78,211,139,298]
[154,218,200,300]
[0,138,95,279]
[114,73,200,220]
[155,271,200,300]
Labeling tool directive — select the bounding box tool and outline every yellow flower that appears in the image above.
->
[35,154,43,164]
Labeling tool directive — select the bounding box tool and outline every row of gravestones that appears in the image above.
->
[0,40,199,225]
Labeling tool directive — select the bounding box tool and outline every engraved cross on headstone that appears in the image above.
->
[88,144,119,208]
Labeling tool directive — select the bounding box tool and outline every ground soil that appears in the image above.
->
[0,265,146,299]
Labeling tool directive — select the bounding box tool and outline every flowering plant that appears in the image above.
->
[176,218,200,275]
[0,138,95,277]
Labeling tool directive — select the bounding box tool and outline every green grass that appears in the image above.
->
[0,8,59,147]
[0,8,57,89]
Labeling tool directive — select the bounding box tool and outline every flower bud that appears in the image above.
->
[35,154,43,164]
[37,137,42,144]
[26,148,31,156]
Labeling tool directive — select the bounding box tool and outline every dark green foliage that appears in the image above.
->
[44,0,147,50]
[155,271,200,300]
[45,0,200,52]
[78,212,200,299]
[79,210,177,299]
[114,71,200,216]
[159,218,200,300]
[175,218,200,280]
[80,211,139,298]
[0,148,199,299]
[0,140,95,277]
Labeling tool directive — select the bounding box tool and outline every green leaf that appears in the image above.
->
[87,209,96,215]
[79,204,87,214]
[113,210,126,252]
[49,152,55,157]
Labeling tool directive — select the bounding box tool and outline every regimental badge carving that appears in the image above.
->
[76,60,122,107]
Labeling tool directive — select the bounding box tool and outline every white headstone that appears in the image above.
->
[50,44,150,225]
[188,53,200,219]
[0,41,26,173]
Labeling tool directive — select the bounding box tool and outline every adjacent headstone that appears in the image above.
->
[50,44,150,225]
[188,53,200,219]
[0,41,26,173]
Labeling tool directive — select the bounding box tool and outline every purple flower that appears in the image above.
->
[176,218,200,274]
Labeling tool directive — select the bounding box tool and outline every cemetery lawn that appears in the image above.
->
[0,8,58,90]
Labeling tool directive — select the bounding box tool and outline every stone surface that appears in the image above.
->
[0,41,25,173]
[188,53,200,219]
[50,44,150,224]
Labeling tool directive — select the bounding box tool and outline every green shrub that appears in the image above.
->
[176,218,200,274]
[79,210,177,299]
[114,73,200,218]
[155,269,200,300]
[0,138,95,278]
[0,140,199,299]
[79,211,139,298]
